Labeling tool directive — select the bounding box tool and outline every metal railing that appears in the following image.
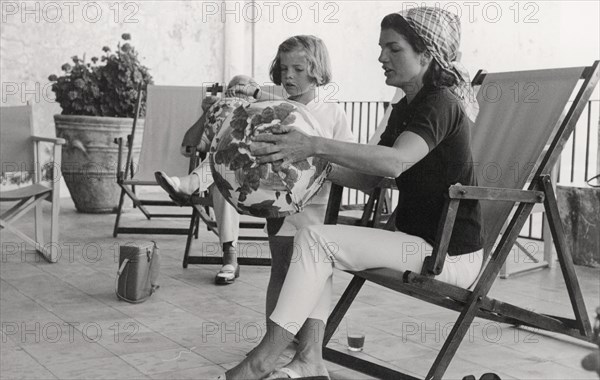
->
[558,100,600,184]
[338,101,389,208]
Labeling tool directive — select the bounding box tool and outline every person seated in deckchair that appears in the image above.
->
[178,75,264,158]
[156,74,264,285]
[220,7,483,380]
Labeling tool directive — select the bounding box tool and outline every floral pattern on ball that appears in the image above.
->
[209,100,329,218]
[204,98,250,144]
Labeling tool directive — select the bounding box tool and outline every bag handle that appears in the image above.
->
[115,258,145,303]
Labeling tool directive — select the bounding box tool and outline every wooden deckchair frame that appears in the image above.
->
[112,84,270,267]
[179,83,274,268]
[113,84,200,239]
[321,62,599,380]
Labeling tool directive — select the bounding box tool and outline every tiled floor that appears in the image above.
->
[1,197,599,380]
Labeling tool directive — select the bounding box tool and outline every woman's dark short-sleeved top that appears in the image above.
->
[378,85,483,256]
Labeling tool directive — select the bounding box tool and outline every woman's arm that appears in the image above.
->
[327,164,384,193]
[251,125,429,179]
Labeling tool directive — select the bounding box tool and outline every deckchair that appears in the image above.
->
[1,104,65,262]
[322,62,599,380]
[112,85,207,238]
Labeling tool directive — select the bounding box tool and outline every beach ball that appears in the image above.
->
[209,100,329,218]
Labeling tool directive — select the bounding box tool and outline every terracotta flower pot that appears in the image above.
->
[557,183,600,267]
[54,114,144,213]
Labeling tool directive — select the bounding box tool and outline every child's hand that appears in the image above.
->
[201,96,219,112]
[225,83,260,99]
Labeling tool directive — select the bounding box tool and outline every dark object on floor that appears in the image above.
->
[581,306,600,376]
[462,373,502,380]
[116,241,160,303]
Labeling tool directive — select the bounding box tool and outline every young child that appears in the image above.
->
[263,34,354,322]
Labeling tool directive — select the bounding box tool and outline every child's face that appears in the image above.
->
[279,49,315,100]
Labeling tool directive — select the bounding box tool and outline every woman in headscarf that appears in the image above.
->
[221,7,483,380]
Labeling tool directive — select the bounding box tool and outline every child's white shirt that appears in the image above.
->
[276,98,354,236]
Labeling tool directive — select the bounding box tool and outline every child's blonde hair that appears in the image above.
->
[269,35,332,87]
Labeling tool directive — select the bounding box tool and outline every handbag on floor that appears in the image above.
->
[115,241,160,303]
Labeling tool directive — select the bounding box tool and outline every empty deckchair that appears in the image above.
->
[322,62,599,380]
[113,85,207,238]
[1,104,65,262]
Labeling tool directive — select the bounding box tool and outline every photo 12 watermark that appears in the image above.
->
[1,241,143,263]
[200,1,340,24]
[399,1,540,24]
[400,320,541,345]
[1,321,140,344]
[1,81,55,104]
[1,1,140,24]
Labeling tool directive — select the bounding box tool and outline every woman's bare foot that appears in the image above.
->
[226,320,295,380]
[265,341,329,380]
[264,358,329,379]
[225,348,280,380]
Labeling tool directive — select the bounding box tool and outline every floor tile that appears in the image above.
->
[45,356,147,379]
[119,348,212,375]
[148,364,225,379]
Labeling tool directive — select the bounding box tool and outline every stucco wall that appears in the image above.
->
[1,1,225,138]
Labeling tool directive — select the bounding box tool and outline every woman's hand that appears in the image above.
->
[250,125,316,166]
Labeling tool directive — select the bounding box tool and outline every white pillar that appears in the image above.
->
[223,1,253,84]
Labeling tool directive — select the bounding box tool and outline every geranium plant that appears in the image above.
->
[48,33,153,118]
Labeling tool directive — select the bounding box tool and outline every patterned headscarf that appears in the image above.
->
[397,7,479,122]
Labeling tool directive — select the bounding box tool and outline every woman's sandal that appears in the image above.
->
[265,367,329,380]
[214,264,240,285]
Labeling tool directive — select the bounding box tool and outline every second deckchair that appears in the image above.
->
[322,62,599,380]
[113,85,206,238]
[1,104,65,262]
